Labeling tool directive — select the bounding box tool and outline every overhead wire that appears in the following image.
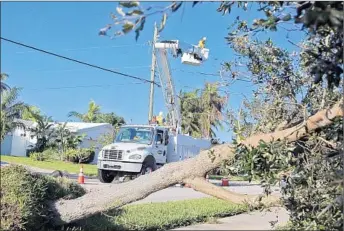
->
[23,82,145,91]
[13,43,149,54]
[1,37,161,87]
[7,65,151,74]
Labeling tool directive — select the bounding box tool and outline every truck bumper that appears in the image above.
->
[98,160,143,173]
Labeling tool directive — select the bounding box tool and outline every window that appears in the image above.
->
[115,127,153,145]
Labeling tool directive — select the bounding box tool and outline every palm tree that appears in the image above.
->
[0,87,27,141]
[53,122,72,155]
[21,105,43,122]
[179,90,202,137]
[200,83,227,139]
[29,114,55,152]
[95,112,125,129]
[0,73,10,93]
[68,100,101,122]
[67,133,86,149]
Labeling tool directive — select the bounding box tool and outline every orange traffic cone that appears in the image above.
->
[78,165,85,184]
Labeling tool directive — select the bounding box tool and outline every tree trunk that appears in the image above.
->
[51,99,343,226]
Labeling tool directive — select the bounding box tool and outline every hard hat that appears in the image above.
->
[202,37,207,41]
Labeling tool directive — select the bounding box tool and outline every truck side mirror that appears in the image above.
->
[164,134,169,145]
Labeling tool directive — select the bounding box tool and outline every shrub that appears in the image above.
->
[29,148,60,161]
[0,165,85,231]
[29,151,46,161]
[64,148,95,164]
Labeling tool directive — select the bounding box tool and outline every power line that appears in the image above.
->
[14,43,148,54]
[7,65,151,74]
[22,82,145,91]
[1,37,161,87]
[172,68,220,77]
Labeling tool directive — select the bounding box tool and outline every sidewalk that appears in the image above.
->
[172,207,289,230]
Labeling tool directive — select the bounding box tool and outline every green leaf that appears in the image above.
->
[135,17,146,41]
[119,1,139,8]
[192,1,199,7]
[171,2,183,12]
[126,10,144,16]
[264,9,273,17]
[282,13,292,21]
[158,13,167,33]
[116,7,126,17]
[122,22,134,34]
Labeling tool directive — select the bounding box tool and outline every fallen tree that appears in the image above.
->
[51,99,343,226]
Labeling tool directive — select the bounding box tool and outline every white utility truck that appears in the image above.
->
[97,124,211,183]
[97,24,212,183]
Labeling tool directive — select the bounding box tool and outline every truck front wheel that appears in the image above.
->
[140,162,155,175]
[98,169,115,183]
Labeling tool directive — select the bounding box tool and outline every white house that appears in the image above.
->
[1,119,37,158]
[0,119,114,164]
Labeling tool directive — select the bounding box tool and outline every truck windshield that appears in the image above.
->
[115,127,153,145]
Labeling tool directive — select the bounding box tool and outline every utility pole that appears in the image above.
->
[148,22,158,122]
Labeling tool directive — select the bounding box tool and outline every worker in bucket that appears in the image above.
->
[156,111,164,125]
[192,37,206,61]
[198,37,206,49]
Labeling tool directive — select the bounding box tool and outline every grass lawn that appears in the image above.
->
[1,156,98,176]
[78,198,248,231]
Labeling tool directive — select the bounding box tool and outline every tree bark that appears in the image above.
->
[51,99,343,226]
[184,177,280,207]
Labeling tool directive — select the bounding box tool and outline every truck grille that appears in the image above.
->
[103,150,123,160]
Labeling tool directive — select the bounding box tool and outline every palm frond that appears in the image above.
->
[67,111,84,120]
[0,73,10,92]
[1,88,22,109]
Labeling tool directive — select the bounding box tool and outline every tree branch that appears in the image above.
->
[51,98,343,226]
[241,99,343,147]
[183,177,280,207]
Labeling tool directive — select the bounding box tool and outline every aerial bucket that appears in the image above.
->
[181,46,209,66]
[181,53,202,66]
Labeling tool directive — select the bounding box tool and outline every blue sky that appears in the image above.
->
[1,2,304,142]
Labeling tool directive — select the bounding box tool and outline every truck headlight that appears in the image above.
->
[129,154,142,160]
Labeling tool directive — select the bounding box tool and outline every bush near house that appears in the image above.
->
[28,147,95,164]
[63,148,95,164]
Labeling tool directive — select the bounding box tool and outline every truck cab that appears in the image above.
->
[97,124,169,183]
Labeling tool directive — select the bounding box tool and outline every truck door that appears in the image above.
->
[153,129,167,164]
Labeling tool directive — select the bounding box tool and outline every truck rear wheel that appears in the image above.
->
[98,169,115,183]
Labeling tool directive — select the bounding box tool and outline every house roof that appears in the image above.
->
[13,119,36,128]
[50,122,111,132]
[13,119,112,132]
